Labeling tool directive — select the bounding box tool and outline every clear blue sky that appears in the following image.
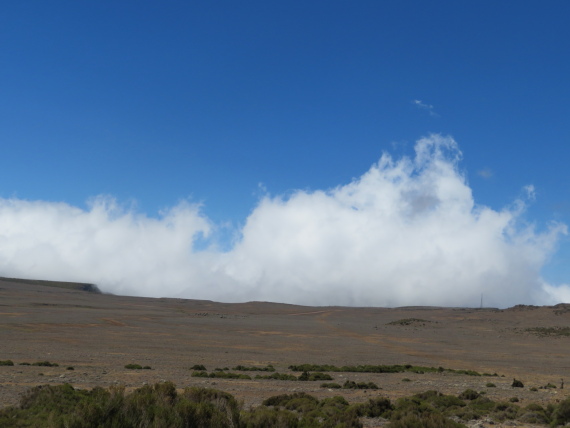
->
[1,1,569,306]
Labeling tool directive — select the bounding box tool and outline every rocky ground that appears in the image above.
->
[1,278,569,426]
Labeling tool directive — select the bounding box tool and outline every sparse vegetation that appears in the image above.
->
[0,360,14,366]
[387,318,433,326]
[288,363,488,376]
[255,372,297,381]
[191,370,252,380]
[2,382,570,427]
[233,364,275,372]
[525,327,570,337]
[342,380,379,390]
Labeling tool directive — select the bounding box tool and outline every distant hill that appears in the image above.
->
[0,276,101,294]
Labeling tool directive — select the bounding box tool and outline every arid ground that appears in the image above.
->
[1,277,569,426]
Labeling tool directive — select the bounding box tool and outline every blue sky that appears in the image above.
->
[1,1,569,306]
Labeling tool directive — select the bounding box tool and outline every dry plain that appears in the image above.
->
[1,277,569,426]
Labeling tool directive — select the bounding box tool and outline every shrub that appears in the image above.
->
[240,406,299,427]
[544,382,557,389]
[458,389,480,400]
[255,372,297,381]
[485,382,496,387]
[190,364,206,371]
[511,378,524,388]
[143,366,151,370]
[353,397,393,418]
[402,378,411,382]
[124,364,143,370]
[509,397,519,403]
[232,364,275,372]
[32,361,59,367]
[342,380,378,390]
[553,397,570,426]
[0,360,14,366]
[66,366,74,370]
[308,372,333,381]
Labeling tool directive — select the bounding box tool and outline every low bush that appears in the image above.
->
[3,381,569,427]
[255,372,297,381]
[486,382,496,387]
[124,364,143,370]
[458,389,480,400]
[189,364,206,371]
[553,397,570,426]
[0,360,14,366]
[190,370,251,380]
[511,378,524,388]
[342,380,379,390]
[32,361,59,367]
[288,363,488,377]
[232,364,275,372]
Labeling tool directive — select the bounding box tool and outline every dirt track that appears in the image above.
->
[1,278,569,423]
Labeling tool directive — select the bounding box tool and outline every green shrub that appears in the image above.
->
[458,389,479,400]
[19,362,30,366]
[511,378,524,388]
[509,397,519,402]
[307,372,333,381]
[0,360,14,366]
[143,366,151,370]
[353,397,393,418]
[191,371,251,380]
[553,397,570,426]
[342,380,378,390]
[255,372,297,381]
[124,364,143,370]
[240,406,299,427]
[485,382,496,387]
[544,382,557,389]
[32,361,59,367]
[232,364,275,372]
[190,364,206,371]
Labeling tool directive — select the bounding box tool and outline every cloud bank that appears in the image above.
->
[1,135,568,307]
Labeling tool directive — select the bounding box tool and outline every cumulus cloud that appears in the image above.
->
[0,135,567,308]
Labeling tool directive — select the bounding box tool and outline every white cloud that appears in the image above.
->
[0,135,567,308]
[412,99,439,117]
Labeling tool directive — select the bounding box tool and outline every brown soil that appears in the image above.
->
[1,278,569,426]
